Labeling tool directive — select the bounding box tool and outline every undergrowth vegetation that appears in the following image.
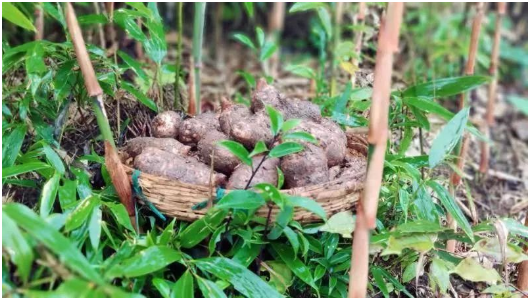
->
[2,2,528,298]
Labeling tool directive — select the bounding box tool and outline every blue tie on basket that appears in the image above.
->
[191,187,226,210]
[132,169,167,222]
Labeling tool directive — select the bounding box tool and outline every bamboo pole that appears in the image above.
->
[348,3,403,298]
[447,2,484,253]
[65,3,136,230]
[174,2,184,111]
[479,2,506,174]
[330,2,345,97]
[188,56,197,116]
[35,4,44,40]
[351,2,366,87]
[268,2,286,78]
[192,2,206,115]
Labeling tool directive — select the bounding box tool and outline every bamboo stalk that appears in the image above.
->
[330,2,345,97]
[479,2,506,174]
[35,3,44,40]
[175,2,183,111]
[351,2,366,87]
[268,2,286,78]
[65,2,136,230]
[193,3,206,115]
[348,3,403,298]
[93,2,105,49]
[188,56,197,116]
[135,18,144,60]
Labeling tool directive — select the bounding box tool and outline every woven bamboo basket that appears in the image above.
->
[123,131,368,224]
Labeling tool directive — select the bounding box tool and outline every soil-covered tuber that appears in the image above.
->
[227,156,279,189]
[280,143,329,188]
[134,147,226,186]
[178,112,220,145]
[121,137,191,161]
[197,130,241,174]
[220,105,274,148]
[152,111,182,138]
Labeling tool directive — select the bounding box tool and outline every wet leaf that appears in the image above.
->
[197,277,227,298]
[371,267,390,298]
[152,278,172,298]
[2,161,50,178]
[282,132,317,144]
[266,105,283,136]
[195,257,283,298]
[249,141,268,157]
[110,246,182,278]
[88,205,102,250]
[428,107,469,168]
[218,140,252,166]
[118,51,148,83]
[2,124,27,168]
[65,195,100,232]
[451,257,501,284]
[104,202,134,232]
[402,262,417,283]
[179,208,228,248]
[260,41,278,61]
[171,270,194,298]
[319,211,354,237]
[271,243,318,292]
[40,172,61,218]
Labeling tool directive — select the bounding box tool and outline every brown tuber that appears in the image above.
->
[281,143,329,188]
[220,105,274,148]
[122,137,191,161]
[178,112,220,145]
[227,156,279,189]
[134,147,226,186]
[197,130,240,174]
[152,111,182,138]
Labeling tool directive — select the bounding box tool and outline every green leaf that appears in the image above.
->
[237,70,256,88]
[276,167,284,189]
[152,278,172,298]
[42,144,65,175]
[104,202,135,232]
[289,2,325,13]
[375,266,414,298]
[2,3,36,31]
[272,243,318,292]
[472,237,528,264]
[78,13,108,25]
[243,2,254,18]
[256,27,265,47]
[195,257,284,298]
[65,195,100,232]
[402,262,417,283]
[501,217,528,238]
[3,203,102,283]
[319,211,354,238]
[403,76,490,99]
[88,205,102,250]
[2,212,33,282]
[399,189,410,222]
[114,9,147,42]
[396,220,444,233]
[285,64,316,79]
[429,258,453,294]
[218,140,252,166]
[382,234,436,255]
[110,246,182,278]
[282,132,317,144]
[281,119,302,133]
[121,81,158,112]
[249,141,268,157]
[266,105,284,136]
[260,42,278,61]
[269,142,304,158]
[283,227,300,256]
[40,172,61,218]
[233,33,256,50]
[371,267,389,298]
[143,7,167,65]
[427,180,474,242]
[209,226,226,255]
[2,124,27,168]
[233,243,261,267]
[217,190,266,210]
[171,270,194,298]
[398,126,413,156]
[118,51,149,83]
[126,2,152,17]
[261,261,293,293]
[317,7,332,38]
[507,95,528,115]
[286,196,326,220]
[451,257,501,284]
[179,208,228,248]
[197,277,227,298]
[2,162,51,178]
[428,107,469,168]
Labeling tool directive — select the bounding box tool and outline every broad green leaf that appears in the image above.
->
[427,180,474,242]
[269,142,304,158]
[282,132,317,144]
[233,243,261,267]
[261,261,292,293]
[283,227,300,256]
[42,3,65,27]
[255,183,284,209]
[281,119,302,133]
[110,246,182,278]
[317,7,332,38]
[217,190,265,210]
[114,9,147,41]
[256,27,265,47]
[371,267,389,298]
[501,217,528,238]
[472,237,528,264]
[396,220,444,233]
[249,141,268,157]
[272,243,318,292]
[40,172,61,218]
[88,205,102,250]
[118,50,149,83]
[402,262,417,283]
[2,124,27,168]
[260,42,278,61]
[197,277,227,298]
[399,189,410,222]
[276,167,284,189]
[2,212,33,282]
[195,257,284,298]
[286,195,326,220]
[78,13,108,25]
[179,208,228,248]
[2,3,36,31]
[243,2,254,18]
[398,126,413,156]
[428,107,469,168]
[42,144,65,175]
[126,2,152,17]
[412,182,439,222]
[451,257,501,284]
[2,162,51,178]
[144,8,167,65]
[3,203,102,283]
[403,76,490,99]
[382,234,436,255]
[121,81,158,112]
[266,105,283,136]
[104,202,135,232]
[429,258,453,294]
[319,211,354,237]
[376,266,414,298]
[218,140,252,166]
[208,226,226,255]
[152,278,172,298]
[171,270,194,298]
[507,95,528,115]
[65,195,100,232]
[285,65,316,79]
[233,33,255,50]
[289,2,325,13]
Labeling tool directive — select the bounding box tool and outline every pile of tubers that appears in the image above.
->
[122,81,367,190]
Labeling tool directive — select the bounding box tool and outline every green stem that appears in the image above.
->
[91,95,115,148]
[174,2,183,111]
[193,2,206,114]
